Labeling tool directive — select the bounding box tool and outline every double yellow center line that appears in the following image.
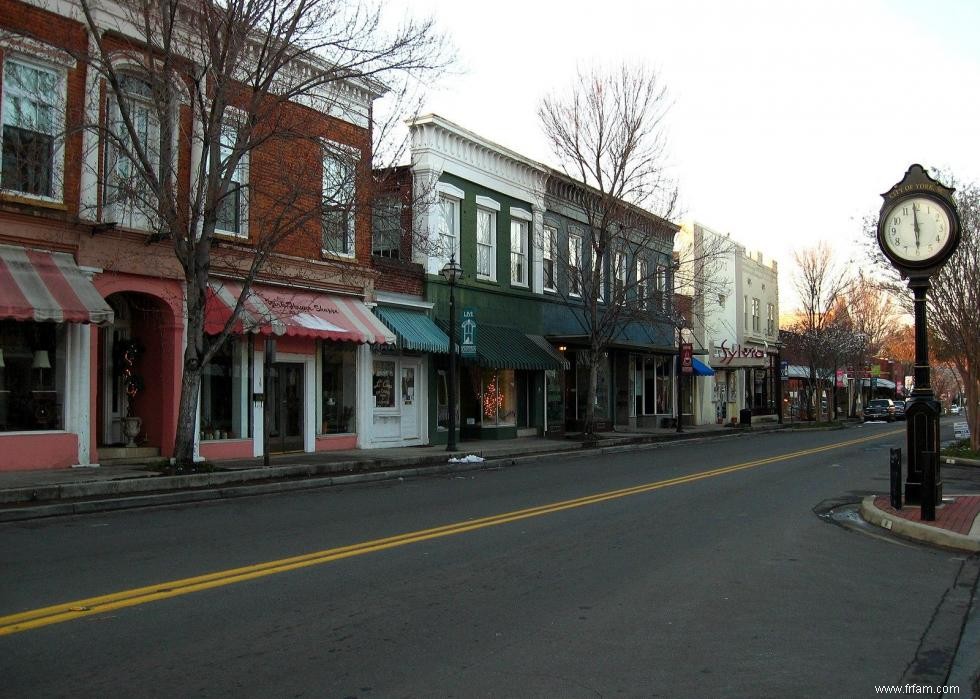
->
[0,429,899,636]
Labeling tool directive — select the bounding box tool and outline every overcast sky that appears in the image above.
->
[384,0,980,313]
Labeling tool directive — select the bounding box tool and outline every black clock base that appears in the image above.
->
[904,479,943,508]
[903,393,942,507]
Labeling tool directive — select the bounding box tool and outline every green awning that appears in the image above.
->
[375,306,449,353]
[467,324,566,371]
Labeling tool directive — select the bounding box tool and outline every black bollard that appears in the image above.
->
[921,451,936,522]
[889,447,902,510]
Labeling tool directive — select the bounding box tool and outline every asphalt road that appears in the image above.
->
[1,420,977,698]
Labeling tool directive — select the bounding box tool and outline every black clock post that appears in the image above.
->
[876,165,961,512]
[903,275,942,507]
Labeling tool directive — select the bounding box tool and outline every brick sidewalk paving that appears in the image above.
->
[874,494,980,535]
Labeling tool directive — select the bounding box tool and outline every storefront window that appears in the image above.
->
[657,356,673,414]
[545,369,563,428]
[575,351,610,420]
[0,320,64,431]
[199,338,250,440]
[372,360,396,409]
[481,368,517,426]
[642,355,673,415]
[322,344,357,433]
[595,357,609,418]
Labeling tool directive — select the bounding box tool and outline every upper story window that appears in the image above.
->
[214,120,248,238]
[657,264,668,311]
[593,251,605,302]
[751,297,761,332]
[636,258,648,310]
[542,225,557,292]
[321,141,358,257]
[372,196,401,258]
[435,193,460,262]
[767,303,775,336]
[510,218,529,287]
[614,251,627,304]
[568,231,582,297]
[1,58,64,200]
[476,206,497,280]
[104,74,160,230]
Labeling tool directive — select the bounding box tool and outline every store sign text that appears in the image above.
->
[716,340,767,366]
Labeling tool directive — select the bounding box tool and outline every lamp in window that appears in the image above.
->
[441,255,463,452]
[33,349,51,388]
[32,350,51,369]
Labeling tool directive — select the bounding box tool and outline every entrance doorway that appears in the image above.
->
[267,362,304,452]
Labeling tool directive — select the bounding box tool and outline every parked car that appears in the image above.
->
[893,400,906,420]
[950,405,962,415]
[863,398,897,422]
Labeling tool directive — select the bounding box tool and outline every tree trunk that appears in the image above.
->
[172,358,202,468]
[967,373,979,452]
[585,353,599,437]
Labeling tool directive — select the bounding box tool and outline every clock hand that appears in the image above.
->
[912,202,921,249]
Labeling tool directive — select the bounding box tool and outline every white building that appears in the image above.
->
[679,222,780,425]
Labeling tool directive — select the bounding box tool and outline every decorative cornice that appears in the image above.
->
[408,114,547,204]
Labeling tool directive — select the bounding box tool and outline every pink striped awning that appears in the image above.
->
[0,245,113,324]
[205,281,396,344]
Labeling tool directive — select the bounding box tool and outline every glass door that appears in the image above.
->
[267,362,304,452]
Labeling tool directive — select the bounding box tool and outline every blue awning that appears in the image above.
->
[691,357,715,376]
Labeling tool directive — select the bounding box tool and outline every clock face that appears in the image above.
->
[881,196,952,264]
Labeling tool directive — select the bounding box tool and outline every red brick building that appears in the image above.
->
[0,0,397,470]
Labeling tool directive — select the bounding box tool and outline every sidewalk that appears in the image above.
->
[861,494,980,553]
[0,421,747,521]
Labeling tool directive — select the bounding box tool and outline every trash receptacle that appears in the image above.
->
[739,408,752,427]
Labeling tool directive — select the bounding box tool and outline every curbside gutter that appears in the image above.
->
[0,426,783,522]
[859,496,980,553]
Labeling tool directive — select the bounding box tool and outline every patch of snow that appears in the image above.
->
[449,454,485,463]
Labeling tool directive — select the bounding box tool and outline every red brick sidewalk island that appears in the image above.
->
[874,494,980,536]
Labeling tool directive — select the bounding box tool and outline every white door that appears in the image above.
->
[400,363,419,440]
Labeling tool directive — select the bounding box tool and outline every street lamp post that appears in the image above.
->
[441,255,463,452]
[675,321,684,433]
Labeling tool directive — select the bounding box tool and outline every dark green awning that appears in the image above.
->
[375,306,450,354]
[467,324,566,371]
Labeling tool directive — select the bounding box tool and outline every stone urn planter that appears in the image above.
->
[122,416,142,448]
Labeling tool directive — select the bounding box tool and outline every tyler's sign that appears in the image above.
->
[714,340,767,367]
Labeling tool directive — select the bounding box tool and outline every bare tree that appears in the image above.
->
[786,242,851,421]
[70,0,450,466]
[537,64,680,435]
[927,179,980,449]
[837,272,904,415]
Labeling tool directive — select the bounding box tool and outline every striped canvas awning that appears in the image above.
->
[205,280,396,344]
[0,244,113,324]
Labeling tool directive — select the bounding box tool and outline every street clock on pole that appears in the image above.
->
[876,164,961,512]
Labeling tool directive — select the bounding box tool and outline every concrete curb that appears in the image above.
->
[0,427,772,521]
[944,456,980,467]
[859,496,980,553]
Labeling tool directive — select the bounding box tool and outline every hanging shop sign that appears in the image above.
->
[461,308,477,357]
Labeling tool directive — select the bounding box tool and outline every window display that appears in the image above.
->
[322,345,357,433]
[199,338,249,440]
[480,368,517,426]
[0,320,64,431]
[373,360,395,409]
